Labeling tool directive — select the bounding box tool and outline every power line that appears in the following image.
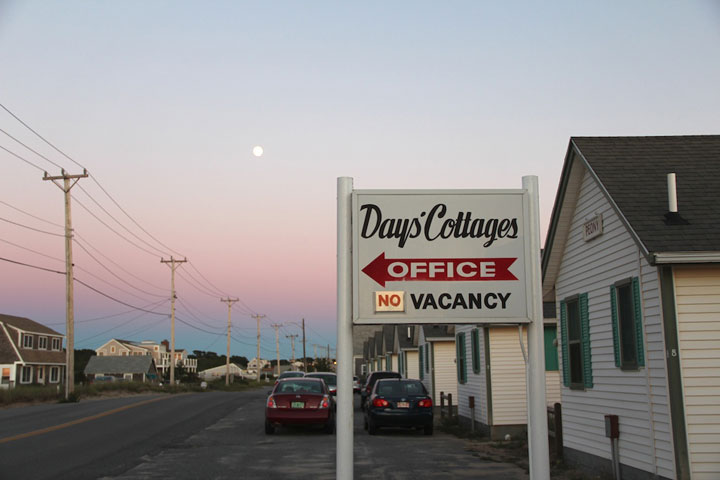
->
[73,238,166,299]
[74,232,167,293]
[0,143,45,172]
[0,200,64,228]
[0,126,65,170]
[0,101,86,171]
[0,256,65,275]
[46,298,168,326]
[0,237,64,263]
[73,195,160,257]
[0,215,65,237]
[75,184,169,257]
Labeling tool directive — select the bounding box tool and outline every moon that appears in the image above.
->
[252,145,264,157]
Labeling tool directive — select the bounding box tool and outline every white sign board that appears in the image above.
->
[352,190,532,324]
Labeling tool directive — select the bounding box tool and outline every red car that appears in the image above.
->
[265,377,335,434]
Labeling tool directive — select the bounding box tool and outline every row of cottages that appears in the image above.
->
[95,338,197,376]
[0,313,66,389]
[542,136,720,480]
[454,303,562,440]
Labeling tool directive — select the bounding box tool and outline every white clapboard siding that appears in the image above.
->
[555,168,673,479]
[490,327,528,425]
[546,369,562,407]
[674,265,720,480]
[433,341,457,403]
[457,325,489,425]
[405,351,419,380]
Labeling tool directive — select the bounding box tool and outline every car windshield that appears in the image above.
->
[306,374,336,386]
[376,381,425,396]
[279,372,304,379]
[276,380,324,394]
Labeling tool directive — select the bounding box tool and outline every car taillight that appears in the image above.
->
[365,385,371,392]
[267,396,277,408]
[372,398,389,408]
[418,398,433,408]
[319,395,330,409]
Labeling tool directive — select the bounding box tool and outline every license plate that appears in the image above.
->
[397,401,409,408]
[291,402,305,408]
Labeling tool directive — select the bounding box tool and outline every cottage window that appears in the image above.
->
[20,366,33,384]
[23,334,33,349]
[456,332,467,384]
[38,336,48,350]
[471,328,481,374]
[386,354,391,370]
[560,294,593,389]
[52,338,61,350]
[611,278,645,370]
[50,366,60,383]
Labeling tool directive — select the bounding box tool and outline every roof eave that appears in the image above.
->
[652,252,720,265]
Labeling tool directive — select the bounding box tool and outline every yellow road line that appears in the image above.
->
[0,395,176,444]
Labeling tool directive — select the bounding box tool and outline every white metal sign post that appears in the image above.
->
[336,176,549,480]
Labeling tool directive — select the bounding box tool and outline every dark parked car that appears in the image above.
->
[360,371,402,410]
[364,378,433,435]
[265,378,334,434]
[304,372,337,395]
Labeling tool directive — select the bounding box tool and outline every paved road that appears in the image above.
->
[0,389,528,479]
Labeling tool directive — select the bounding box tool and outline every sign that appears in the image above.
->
[352,190,532,324]
[583,213,603,242]
[375,291,405,312]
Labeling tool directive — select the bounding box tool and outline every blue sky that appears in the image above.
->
[1,1,719,359]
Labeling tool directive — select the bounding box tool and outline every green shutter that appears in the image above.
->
[610,286,621,367]
[632,277,645,367]
[560,301,569,387]
[580,293,593,388]
[425,344,430,373]
[472,328,481,374]
[456,333,467,384]
[419,345,424,380]
[544,326,559,371]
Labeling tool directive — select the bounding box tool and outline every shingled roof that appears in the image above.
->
[84,355,156,375]
[571,136,720,255]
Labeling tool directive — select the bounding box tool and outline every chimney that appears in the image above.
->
[664,173,689,225]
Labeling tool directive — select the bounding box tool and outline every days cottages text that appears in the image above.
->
[359,203,518,248]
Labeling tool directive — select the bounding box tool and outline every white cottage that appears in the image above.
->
[418,325,456,403]
[543,136,720,480]
[455,303,562,439]
[396,325,420,380]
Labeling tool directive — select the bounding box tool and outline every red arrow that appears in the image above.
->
[361,253,518,287]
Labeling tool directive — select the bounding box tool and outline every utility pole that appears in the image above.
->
[271,323,282,377]
[252,314,265,381]
[302,318,307,373]
[221,297,238,385]
[285,334,298,369]
[160,256,187,385]
[43,169,88,400]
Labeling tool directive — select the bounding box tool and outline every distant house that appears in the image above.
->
[84,355,158,383]
[0,313,66,389]
[95,339,197,376]
[543,136,720,480]
[198,363,246,381]
[418,325,456,403]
